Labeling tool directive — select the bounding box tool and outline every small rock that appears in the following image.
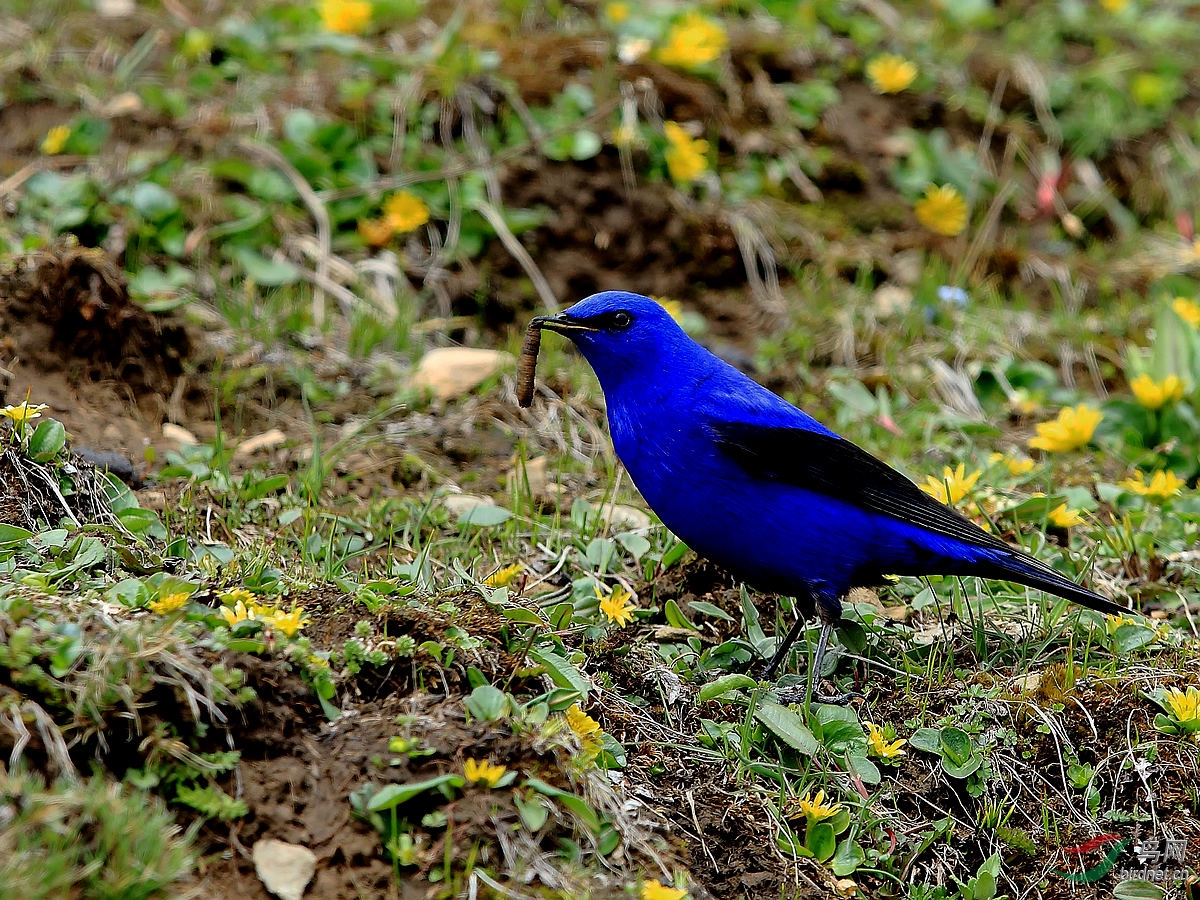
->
[95,0,134,16]
[252,839,317,900]
[889,249,924,287]
[162,423,198,446]
[441,493,495,516]
[410,348,513,402]
[872,284,912,318]
[600,503,651,531]
[101,91,142,117]
[234,428,287,459]
[511,456,550,497]
[1011,673,1042,695]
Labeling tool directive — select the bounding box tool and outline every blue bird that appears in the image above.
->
[525,291,1127,700]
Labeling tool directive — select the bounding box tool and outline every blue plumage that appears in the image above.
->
[528,291,1126,697]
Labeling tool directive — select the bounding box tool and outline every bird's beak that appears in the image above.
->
[530,313,598,335]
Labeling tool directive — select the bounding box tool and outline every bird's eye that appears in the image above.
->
[611,311,633,330]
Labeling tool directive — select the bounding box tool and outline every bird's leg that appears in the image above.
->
[771,614,862,706]
[807,621,860,704]
[762,613,809,678]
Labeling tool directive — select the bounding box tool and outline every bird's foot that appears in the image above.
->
[773,682,862,706]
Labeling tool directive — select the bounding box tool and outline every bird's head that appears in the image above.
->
[531,291,700,392]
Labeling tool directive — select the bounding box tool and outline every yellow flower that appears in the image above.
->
[306,654,330,670]
[866,54,918,94]
[1028,404,1102,453]
[268,608,308,637]
[605,1,630,23]
[914,184,968,237]
[565,704,603,762]
[597,584,636,626]
[1130,373,1185,410]
[656,11,727,70]
[920,463,981,507]
[1,402,49,427]
[797,788,842,821]
[1119,469,1185,500]
[663,121,709,185]
[318,0,371,34]
[1105,613,1135,635]
[1007,389,1041,417]
[463,757,508,787]
[989,452,1035,476]
[221,587,255,606]
[1099,0,1128,10]
[1173,297,1200,327]
[41,126,70,155]
[383,191,430,234]
[220,600,252,627]
[358,217,394,247]
[865,723,907,761]
[484,563,524,588]
[641,880,688,900]
[149,592,190,614]
[1047,503,1084,528]
[1163,686,1200,723]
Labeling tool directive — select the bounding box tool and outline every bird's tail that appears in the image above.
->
[973,550,1128,618]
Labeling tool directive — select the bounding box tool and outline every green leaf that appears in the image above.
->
[514,794,549,831]
[1112,880,1166,900]
[598,733,626,769]
[826,807,851,836]
[939,726,974,765]
[570,130,601,160]
[227,245,300,286]
[0,524,34,548]
[550,602,573,629]
[909,727,941,753]
[663,599,696,630]
[689,600,736,622]
[130,181,180,221]
[616,532,651,560]
[596,821,621,856]
[501,607,544,625]
[456,505,512,527]
[28,418,67,461]
[242,473,289,500]
[847,753,881,785]
[942,754,982,779]
[368,774,462,812]
[116,507,166,538]
[660,540,689,569]
[524,777,600,832]
[1113,623,1156,654]
[830,837,865,876]
[464,684,510,721]
[698,674,757,702]
[754,701,819,755]
[805,821,837,861]
[528,647,589,702]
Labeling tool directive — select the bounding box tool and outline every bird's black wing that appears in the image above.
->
[708,421,1012,553]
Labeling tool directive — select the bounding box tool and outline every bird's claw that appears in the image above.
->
[773,683,862,706]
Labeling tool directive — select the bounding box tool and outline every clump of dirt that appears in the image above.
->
[0,241,190,397]
[0,240,198,457]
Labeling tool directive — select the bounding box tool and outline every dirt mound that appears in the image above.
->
[0,241,190,395]
[0,241,193,454]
